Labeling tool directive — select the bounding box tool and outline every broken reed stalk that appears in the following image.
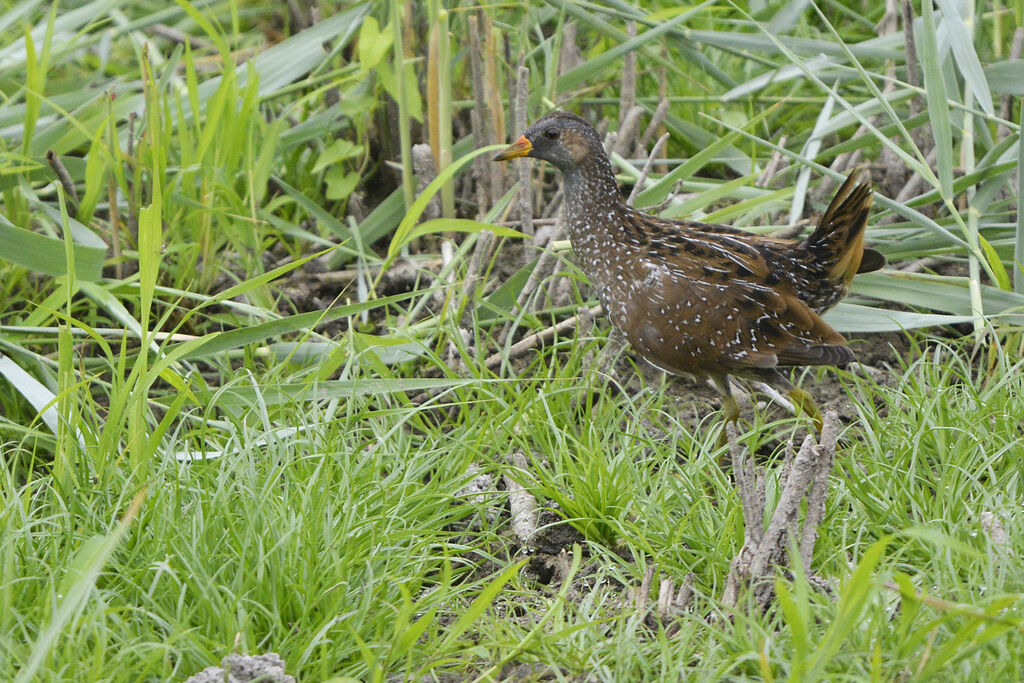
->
[613,105,646,158]
[637,97,670,152]
[495,243,562,347]
[411,144,442,223]
[504,449,540,547]
[485,305,600,371]
[627,132,670,206]
[468,13,493,215]
[630,566,696,634]
[619,22,637,126]
[900,0,922,115]
[799,415,840,572]
[461,13,500,323]
[722,411,841,611]
[514,65,533,240]
[756,134,789,188]
[481,13,505,204]
[45,150,79,215]
[126,112,138,238]
[426,0,453,218]
[559,22,583,75]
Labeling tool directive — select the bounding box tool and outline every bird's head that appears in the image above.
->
[493,111,604,173]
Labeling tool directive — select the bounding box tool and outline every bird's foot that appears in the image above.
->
[787,387,823,433]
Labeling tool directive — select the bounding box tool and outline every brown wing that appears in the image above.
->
[653,171,883,312]
[620,229,850,377]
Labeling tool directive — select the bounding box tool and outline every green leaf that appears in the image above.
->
[439,560,525,649]
[77,120,109,224]
[721,54,837,102]
[768,0,813,35]
[660,174,758,220]
[918,0,954,198]
[387,144,505,259]
[402,218,524,246]
[176,290,424,361]
[0,352,63,438]
[271,174,356,246]
[979,234,1011,291]
[776,581,807,678]
[358,16,392,73]
[633,120,750,209]
[325,168,361,201]
[476,258,537,324]
[824,302,978,333]
[181,377,486,410]
[556,8,693,92]
[849,271,1024,318]
[137,204,162,333]
[351,332,429,365]
[804,536,893,681]
[662,111,753,177]
[312,139,364,174]
[234,3,370,98]
[78,281,148,352]
[984,60,1024,96]
[934,0,994,115]
[0,210,106,280]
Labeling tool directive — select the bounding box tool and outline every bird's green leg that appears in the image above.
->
[708,374,741,454]
[788,386,823,433]
[711,375,741,441]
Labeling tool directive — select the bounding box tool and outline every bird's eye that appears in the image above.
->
[543,127,560,140]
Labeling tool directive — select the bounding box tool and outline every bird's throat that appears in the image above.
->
[561,161,624,242]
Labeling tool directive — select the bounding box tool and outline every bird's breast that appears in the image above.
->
[569,227,652,327]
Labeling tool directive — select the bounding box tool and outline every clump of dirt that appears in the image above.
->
[184,653,294,683]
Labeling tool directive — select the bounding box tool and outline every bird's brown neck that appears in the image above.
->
[561,153,651,250]
[561,153,624,236]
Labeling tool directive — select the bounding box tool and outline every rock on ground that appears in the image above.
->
[183,653,295,683]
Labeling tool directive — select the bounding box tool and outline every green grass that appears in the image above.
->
[3,341,1023,680]
[1,0,1023,680]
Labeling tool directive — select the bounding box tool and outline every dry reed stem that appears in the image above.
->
[613,105,646,158]
[505,449,540,547]
[559,22,584,75]
[485,305,602,371]
[468,14,493,217]
[722,411,841,610]
[638,97,670,151]
[628,133,670,206]
[757,134,789,187]
[619,22,637,126]
[514,65,534,239]
[412,144,442,223]
[45,150,79,215]
[633,563,656,610]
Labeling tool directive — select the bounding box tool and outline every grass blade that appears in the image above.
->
[918,0,954,198]
[934,0,994,115]
[1016,109,1024,293]
[14,493,144,683]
